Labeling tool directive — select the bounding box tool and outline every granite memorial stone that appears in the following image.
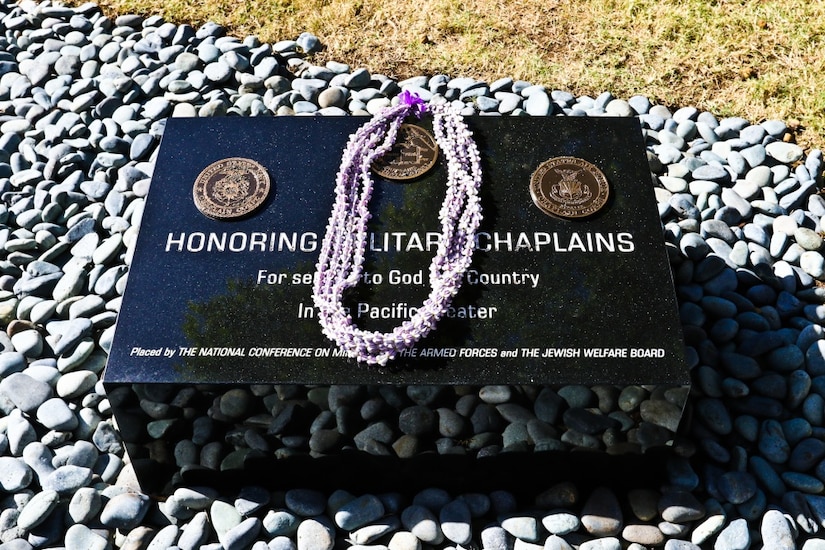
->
[105,116,685,385]
[103,115,689,491]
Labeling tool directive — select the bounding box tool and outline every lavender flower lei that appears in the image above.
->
[312,92,483,366]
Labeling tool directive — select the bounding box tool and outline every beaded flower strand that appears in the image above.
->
[312,92,483,366]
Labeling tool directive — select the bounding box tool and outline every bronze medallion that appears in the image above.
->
[193,158,271,219]
[530,156,610,219]
[371,124,439,181]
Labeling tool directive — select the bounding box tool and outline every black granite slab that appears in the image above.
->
[103,116,690,492]
[105,116,687,387]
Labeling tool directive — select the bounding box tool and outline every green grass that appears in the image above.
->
[71,0,825,150]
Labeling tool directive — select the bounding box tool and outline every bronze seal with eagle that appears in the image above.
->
[529,156,609,219]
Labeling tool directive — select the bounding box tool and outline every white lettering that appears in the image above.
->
[541,348,581,358]
[247,347,313,357]
[583,348,628,358]
[165,233,185,251]
[229,232,247,252]
[630,348,665,358]
[163,231,635,254]
[249,232,267,251]
[388,269,424,285]
[187,232,204,252]
[354,301,497,320]
[207,232,226,251]
[464,269,540,288]
[163,232,320,253]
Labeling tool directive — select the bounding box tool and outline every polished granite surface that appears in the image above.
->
[105,116,686,386]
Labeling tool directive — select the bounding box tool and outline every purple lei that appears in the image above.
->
[399,89,428,119]
[312,94,483,366]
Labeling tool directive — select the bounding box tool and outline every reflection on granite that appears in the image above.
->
[106,381,690,494]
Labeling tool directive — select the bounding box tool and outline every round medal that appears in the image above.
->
[193,158,271,219]
[371,124,439,181]
[530,156,609,219]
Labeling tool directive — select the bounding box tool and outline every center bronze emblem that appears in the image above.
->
[371,124,439,181]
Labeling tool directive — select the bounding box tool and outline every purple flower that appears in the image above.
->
[399,90,428,118]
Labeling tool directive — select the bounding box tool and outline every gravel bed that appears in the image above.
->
[2,0,825,549]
